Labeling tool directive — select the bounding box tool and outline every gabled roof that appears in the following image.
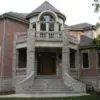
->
[26,1,66,21]
[68,23,96,31]
[0,12,28,24]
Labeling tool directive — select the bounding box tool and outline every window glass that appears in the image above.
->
[98,52,100,68]
[33,23,36,30]
[0,46,1,56]
[40,14,55,31]
[40,23,46,31]
[49,23,54,31]
[40,14,55,22]
[70,49,76,68]
[59,24,62,31]
[82,52,89,68]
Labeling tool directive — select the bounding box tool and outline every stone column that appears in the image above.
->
[12,34,18,90]
[75,49,80,79]
[62,31,70,76]
[27,29,35,77]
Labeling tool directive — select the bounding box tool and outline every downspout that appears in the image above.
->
[1,15,6,90]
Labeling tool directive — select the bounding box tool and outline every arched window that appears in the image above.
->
[40,14,55,22]
[40,14,55,31]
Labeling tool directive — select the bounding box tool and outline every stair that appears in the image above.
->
[23,75,73,94]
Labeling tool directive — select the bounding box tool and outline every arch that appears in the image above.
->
[38,10,58,22]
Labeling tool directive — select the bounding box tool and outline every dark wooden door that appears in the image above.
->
[40,52,56,75]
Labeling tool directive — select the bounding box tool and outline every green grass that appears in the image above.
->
[0,95,100,100]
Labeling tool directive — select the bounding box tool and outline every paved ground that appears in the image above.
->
[0,93,89,98]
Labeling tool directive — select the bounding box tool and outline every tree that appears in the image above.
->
[91,34,100,47]
[92,0,100,12]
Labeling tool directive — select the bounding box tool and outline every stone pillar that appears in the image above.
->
[62,47,69,74]
[12,34,18,90]
[75,49,80,79]
[62,31,70,75]
[27,29,35,77]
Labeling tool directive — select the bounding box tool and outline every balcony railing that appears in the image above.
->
[15,31,79,44]
[35,31,62,41]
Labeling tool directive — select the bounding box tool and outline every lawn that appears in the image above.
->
[0,95,100,100]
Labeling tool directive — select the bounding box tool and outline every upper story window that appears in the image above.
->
[58,24,62,31]
[33,23,36,31]
[40,14,55,31]
[40,14,55,22]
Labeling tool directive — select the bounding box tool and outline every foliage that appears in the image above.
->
[92,0,100,12]
[91,34,100,47]
[96,22,100,28]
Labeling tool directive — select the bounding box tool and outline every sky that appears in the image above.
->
[0,0,99,25]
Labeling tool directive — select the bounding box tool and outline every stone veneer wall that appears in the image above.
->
[81,76,100,91]
[0,77,13,91]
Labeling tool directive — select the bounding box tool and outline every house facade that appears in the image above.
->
[0,1,100,94]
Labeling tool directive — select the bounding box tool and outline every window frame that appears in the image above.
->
[40,14,55,32]
[69,49,76,69]
[97,51,100,69]
[0,46,1,57]
[81,50,90,69]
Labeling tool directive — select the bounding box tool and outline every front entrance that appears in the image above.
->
[37,52,56,75]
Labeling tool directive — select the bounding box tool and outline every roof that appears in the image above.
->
[80,35,92,46]
[0,12,28,24]
[26,1,66,21]
[68,23,96,31]
[64,24,69,28]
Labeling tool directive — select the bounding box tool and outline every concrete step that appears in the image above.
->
[22,75,73,94]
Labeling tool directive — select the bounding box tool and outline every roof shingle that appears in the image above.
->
[26,1,66,20]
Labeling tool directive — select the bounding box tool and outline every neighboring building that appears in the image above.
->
[0,1,99,94]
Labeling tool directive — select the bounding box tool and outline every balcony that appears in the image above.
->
[35,31,62,42]
[15,31,79,45]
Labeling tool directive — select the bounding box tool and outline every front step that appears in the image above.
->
[23,75,73,94]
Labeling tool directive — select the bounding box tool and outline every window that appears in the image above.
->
[49,23,54,31]
[97,52,100,68]
[82,52,89,68]
[33,23,36,31]
[0,46,1,57]
[40,23,46,31]
[18,48,27,68]
[40,14,55,22]
[58,24,62,31]
[70,49,76,68]
[40,14,55,31]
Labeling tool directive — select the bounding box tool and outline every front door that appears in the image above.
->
[37,52,56,75]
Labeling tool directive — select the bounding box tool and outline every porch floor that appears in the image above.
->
[0,93,89,98]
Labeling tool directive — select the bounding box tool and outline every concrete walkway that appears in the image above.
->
[0,93,89,98]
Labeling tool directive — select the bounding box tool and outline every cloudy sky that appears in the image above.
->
[0,0,99,25]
